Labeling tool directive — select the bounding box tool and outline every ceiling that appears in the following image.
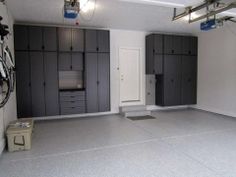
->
[5,0,236,34]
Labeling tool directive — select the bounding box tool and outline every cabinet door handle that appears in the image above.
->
[42,46,45,50]
[172,50,174,54]
[188,78,192,82]
[70,46,73,51]
[97,47,99,52]
[171,79,174,83]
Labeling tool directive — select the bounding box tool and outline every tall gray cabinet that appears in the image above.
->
[15,25,60,118]
[14,25,110,118]
[146,34,198,106]
[85,30,110,113]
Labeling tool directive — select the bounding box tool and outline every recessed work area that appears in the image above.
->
[0,0,236,176]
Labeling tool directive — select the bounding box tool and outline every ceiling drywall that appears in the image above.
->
[5,0,236,34]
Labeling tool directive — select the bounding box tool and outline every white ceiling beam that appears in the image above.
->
[119,0,185,8]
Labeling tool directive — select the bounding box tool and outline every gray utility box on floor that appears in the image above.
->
[6,119,34,152]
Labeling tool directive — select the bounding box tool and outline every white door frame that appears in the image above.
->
[118,47,143,106]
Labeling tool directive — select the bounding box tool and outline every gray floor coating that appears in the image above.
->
[1,109,236,177]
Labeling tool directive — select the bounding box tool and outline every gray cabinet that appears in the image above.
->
[181,56,197,105]
[29,26,43,51]
[146,75,156,105]
[154,55,163,74]
[85,53,110,113]
[146,34,163,74]
[29,26,57,51]
[85,30,110,53]
[30,52,46,117]
[58,28,71,52]
[147,33,198,107]
[163,55,182,106]
[15,52,32,117]
[85,53,98,113]
[43,27,57,51]
[72,29,84,52]
[14,25,29,51]
[97,30,110,53]
[182,36,198,55]
[44,52,59,116]
[58,28,84,52]
[98,53,110,112]
[59,53,71,71]
[15,25,110,117]
[85,29,98,52]
[60,91,86,115]
[164,35,182,55]
[59,53,83,71]
[72,53,84,71]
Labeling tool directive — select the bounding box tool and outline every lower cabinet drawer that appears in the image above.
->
[60,95,85,102]
[60,100,85,108]
[61,107,86,115]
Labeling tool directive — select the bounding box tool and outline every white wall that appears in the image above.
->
[195,24,236,117]
[0,3,17,155]
[110,29,147,112]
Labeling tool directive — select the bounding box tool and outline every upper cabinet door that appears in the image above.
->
[71,53,83,71]
[85,29,97,52]
[14,25,29,51]
[172,36,182,55]
[58,28,71,52]
[146,35,154,74]
[43,27,57,51]
[29,26,43,51]
[182,36,191,55]
[154,34,163,54]
[72,29,84,52]
[164,35,172,54]
[97,30,110,53]
[58,53,71,71]
[182,36,198,55]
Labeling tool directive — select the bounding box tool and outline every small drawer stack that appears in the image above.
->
[60,91,86,115]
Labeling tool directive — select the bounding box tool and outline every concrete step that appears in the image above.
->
[124,110,151,117]
[119,105,147,113]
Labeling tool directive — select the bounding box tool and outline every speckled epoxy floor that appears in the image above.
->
[1,109,236,177]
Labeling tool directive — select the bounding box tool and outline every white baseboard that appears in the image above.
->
[0,138,5,156]
[32,111,120,121]
[192,105,236,118]
[147,105,190,111]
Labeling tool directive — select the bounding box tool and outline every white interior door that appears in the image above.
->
[119,48,141,104]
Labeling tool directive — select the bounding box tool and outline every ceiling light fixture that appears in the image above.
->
[81,1,95,13]
[120,0,184,8]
